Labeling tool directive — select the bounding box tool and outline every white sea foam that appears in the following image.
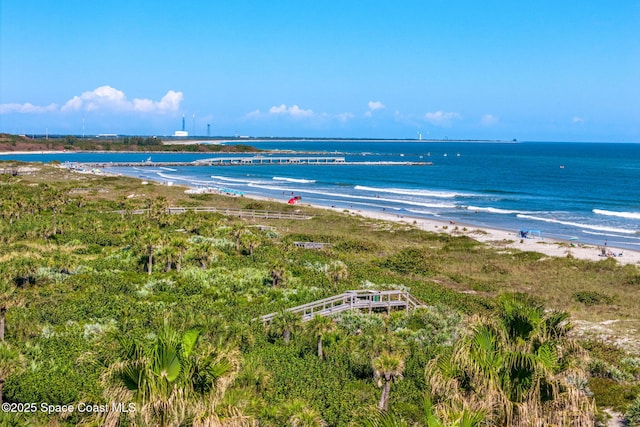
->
[211,175,254,183]
[517,214,637,235]
[273,176,316,183]
[159,167,177,172]
[466,205,528,215]
[157,172,215,186]
[581,230,635,238]
[405,208,439,216]
[210,175,272,185]
[248,184,458,209]
[355,185,472,198]
[593,209,640,220]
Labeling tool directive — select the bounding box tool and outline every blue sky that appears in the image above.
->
[1,1,639,141]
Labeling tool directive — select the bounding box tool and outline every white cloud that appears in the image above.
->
[133,90,183,113]
[1,86,183,115]
[0,86,184,115]
[424,110,462,126]
[245,109,262,119]
[336,112,355,123]
[268,104,287,114]
[572,116,586,124]
[60,86,183,113]
[481,114,499,126]
[368,101,385,111]
[365,100,385,117]
[268,104,314,118]
[61,86,128,112]
[0,102,58,114]
[245,104,354,124]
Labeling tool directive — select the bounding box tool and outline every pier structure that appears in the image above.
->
[194,156,345,165]
[258,289,427,323]
[75,156,432,169]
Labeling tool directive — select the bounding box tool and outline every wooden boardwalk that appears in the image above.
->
[258,289,426,323]
[115,206,314,220]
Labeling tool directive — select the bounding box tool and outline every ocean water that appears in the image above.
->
[4,141,640,250]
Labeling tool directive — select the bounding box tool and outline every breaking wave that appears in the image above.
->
[593,209,640,220]
[517,214,637,235]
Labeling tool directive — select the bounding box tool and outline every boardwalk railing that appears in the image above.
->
[258,290,427,323]
[194,156,346,165]
[114,206,314,220]
[292,241,331,249]
[79,156,346,168]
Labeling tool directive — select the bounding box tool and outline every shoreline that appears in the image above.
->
[330,204,640,265]
[11,155,640,265]
[246,192,640,266]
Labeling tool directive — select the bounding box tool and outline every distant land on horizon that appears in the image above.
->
[3,134,640,151]
[4,133,517,143]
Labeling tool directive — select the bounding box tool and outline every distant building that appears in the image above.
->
[174,115,188,137]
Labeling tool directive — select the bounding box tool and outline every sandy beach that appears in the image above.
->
[40,163,640,267]
[283,199,640,266]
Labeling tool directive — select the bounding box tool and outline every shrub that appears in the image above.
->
[621,357,640,379]
[589,378,640,411]
[243,201,266,210]
[581,340,628,366]
[589,358,634,382]
[512,251,545,262]
[627,397,640,426]
[381,248,434,276]
[573,291,613,305]
[334,239,380,253]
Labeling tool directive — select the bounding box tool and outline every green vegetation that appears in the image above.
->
[0,161,639,426]
[0,133,259,153]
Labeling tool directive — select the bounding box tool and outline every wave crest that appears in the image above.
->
[273,176,316,183]
[355,185,473,198]
[517,214,637,235]
[593,209,640,220]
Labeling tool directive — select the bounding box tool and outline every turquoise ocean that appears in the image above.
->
[5,141,640,250]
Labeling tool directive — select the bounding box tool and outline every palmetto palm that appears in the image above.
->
[231,224,247,252]
[148,196,170,225]
[426,293,593,426]
[361,409,411,427]
[289,406,326,427]
[102,323,238,427]
[270,261,286,287]
[40,183,68,236]
[281,399,326,427]
[372,351,405,412]
[240,231,261,256]
[270,310,302,345]
[170,236,189,272]
[157,244,178,272]
[190,240,222,269]
[325,260,348,291]
[135,225,162,275]
[306,315,336,360]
